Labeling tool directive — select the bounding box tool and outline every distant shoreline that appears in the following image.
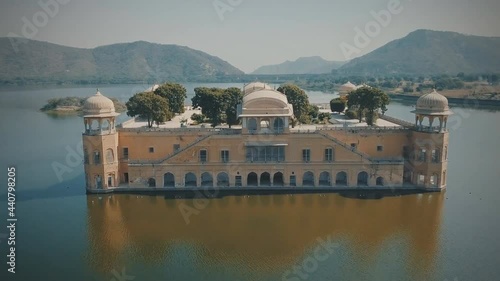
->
[387,93,500,107]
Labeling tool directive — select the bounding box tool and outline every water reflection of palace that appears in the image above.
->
[86,193,443,279]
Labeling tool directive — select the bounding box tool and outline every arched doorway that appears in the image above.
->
[260,172,271,186]
[95,175,102,189]
[335,172,347,186]
[376,176,384,186]
[357,171,369,186]
[217,172,229,187]
[107,174,114,187]
[303,171,314,187]
[273,172,284,186]
[201,172,213,187]
[148,178,156,187]
[185,173,197,187]
[247,172,258,186]
[164,173,175,187]
[319,172,331,186]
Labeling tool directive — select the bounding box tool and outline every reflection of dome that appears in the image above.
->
[83,90,117,116]
[244,82,273,96]
[412,89,452,115]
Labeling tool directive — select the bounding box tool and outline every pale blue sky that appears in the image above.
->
[1,0,499,72]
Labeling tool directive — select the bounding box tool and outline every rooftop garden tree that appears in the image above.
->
[154,82,187,114]
[347,87,390,126]
[277,84,311,124]
[126,92,173,128]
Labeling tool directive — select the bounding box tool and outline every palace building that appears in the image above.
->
[81,83,452,193]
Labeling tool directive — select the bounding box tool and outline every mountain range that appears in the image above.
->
[1,29,499,85]
[252,56,346,75]
[0,38,243,84]
[338,29,500,75]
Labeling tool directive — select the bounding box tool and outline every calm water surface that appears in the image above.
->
[0,84,499,281]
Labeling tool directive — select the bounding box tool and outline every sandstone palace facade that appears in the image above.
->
[81,83,452,193]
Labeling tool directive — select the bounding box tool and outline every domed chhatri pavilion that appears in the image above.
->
[81,84,452,193]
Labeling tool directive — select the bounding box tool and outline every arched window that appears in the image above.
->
[260,119,270,129]
[217,172,229,187]
[430,174,439,187]
[248,118,257,131]
[319,172,331,186]
[335,172,348,186]
[90,120,99,131]
[357,171,368,186]
[201,172,213,187]
[83,148,89,164]
[185,173,197,187]
[273,118,284,133]
[101,119,110,132]
[303,171,314,187]
[106,149,114,164]
[93,151,101,164]
[418,174,425,185]
[376,177,384,186]
[163,173,175,187]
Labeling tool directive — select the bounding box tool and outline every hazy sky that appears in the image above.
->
[1,0,499,73]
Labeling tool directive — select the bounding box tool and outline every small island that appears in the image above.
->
[41,96,126,115]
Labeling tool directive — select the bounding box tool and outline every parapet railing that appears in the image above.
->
[379,115,415,128]
[370,157,405,164]
[315,126,408,133]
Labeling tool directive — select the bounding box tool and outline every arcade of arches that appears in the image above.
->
[147,171,385,188]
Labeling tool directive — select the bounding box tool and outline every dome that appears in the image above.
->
[339,81,357,94]
[244,82,273,96]
[83,90,118,116]
[412,89,452,115]
[240,89,293,117]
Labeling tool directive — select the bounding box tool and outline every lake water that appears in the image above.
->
[0,84,499,281]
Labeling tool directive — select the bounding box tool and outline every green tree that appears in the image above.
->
[126,92,172,128]
[308,104,319,120]
[154,82,187,114]
[330,98,346,113]
[318,112,330,123]
[192,87,226,127]
[223,87,243,128]
[347,87,390,125]
[277,84,310,123]
[190,113,205,124]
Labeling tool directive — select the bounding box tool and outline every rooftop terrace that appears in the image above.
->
[119,106,407,131]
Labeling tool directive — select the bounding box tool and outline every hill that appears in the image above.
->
[0,38,244,84]
[338,30,500,75]
[252,56,346,75]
